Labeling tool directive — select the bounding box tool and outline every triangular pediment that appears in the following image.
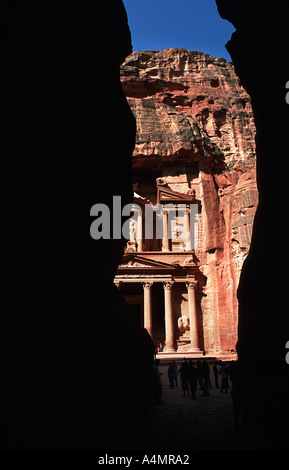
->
[156,180,196,204]
[118,254,181,270]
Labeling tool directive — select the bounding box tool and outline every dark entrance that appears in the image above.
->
[151,283,165,347]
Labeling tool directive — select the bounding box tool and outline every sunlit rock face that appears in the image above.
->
[121,48,256,169]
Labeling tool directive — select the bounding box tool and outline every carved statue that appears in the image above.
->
[177,315,190,335]
[129,220,136,241]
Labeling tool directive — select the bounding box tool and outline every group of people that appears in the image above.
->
[153,358,232,404]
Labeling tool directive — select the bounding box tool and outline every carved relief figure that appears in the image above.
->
[178,315,190,336]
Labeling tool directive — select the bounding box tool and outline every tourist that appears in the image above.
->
[228,360,236,384]
[219,360,229,393]
[213,361,219,388]
[196,360,203,390]
[172,360,178,387]
[202,359,210,396]
[168,362,175,389]
[153,359,163,404]
[187,361,198,399]
[179,360,189,396]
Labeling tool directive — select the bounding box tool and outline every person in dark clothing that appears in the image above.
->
[228,361,236,384]
[179,360,189,396]
[172,360,178,387]
[202,359,210,396]
[213,361,219,388]
[196,360,203,390]
[187,361,198,399]
[219,360,229,393]
[168,362,175,389]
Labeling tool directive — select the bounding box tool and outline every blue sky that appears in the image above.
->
[122,0,235,61]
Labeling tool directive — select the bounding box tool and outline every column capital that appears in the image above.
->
[163,280,175,290]
[142,281,153,289]
[186,279,197,290]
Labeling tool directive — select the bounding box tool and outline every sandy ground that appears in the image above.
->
[130,362,238,451]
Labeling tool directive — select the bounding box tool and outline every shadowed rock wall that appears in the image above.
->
[217,0,289,449]
[1,2,153,450]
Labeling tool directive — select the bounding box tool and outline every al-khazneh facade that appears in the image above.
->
[115,49,258,356]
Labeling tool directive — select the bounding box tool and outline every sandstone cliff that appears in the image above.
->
[121,48,258,355]
[121,48,256,170]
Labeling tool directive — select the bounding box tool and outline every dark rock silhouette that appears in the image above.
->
[1,2,153,450]
[216,0,289,449]
[2,0,288,452]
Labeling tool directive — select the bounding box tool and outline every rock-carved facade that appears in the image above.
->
[115,48,259,356]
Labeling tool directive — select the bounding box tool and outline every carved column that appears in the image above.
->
[142,282,153,338]
[186,279,201,352]
[162,210,170,252]
[163,280,175,352]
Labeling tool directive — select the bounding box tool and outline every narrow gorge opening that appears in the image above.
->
[118,28,258,358]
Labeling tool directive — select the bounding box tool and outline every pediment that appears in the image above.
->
[118,254,180,270]
[156,180,196,204]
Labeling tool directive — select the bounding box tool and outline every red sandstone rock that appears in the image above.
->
[121,48,256,170]
[120,48,258,356]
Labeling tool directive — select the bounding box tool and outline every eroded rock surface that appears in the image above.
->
[122,48,256,170]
